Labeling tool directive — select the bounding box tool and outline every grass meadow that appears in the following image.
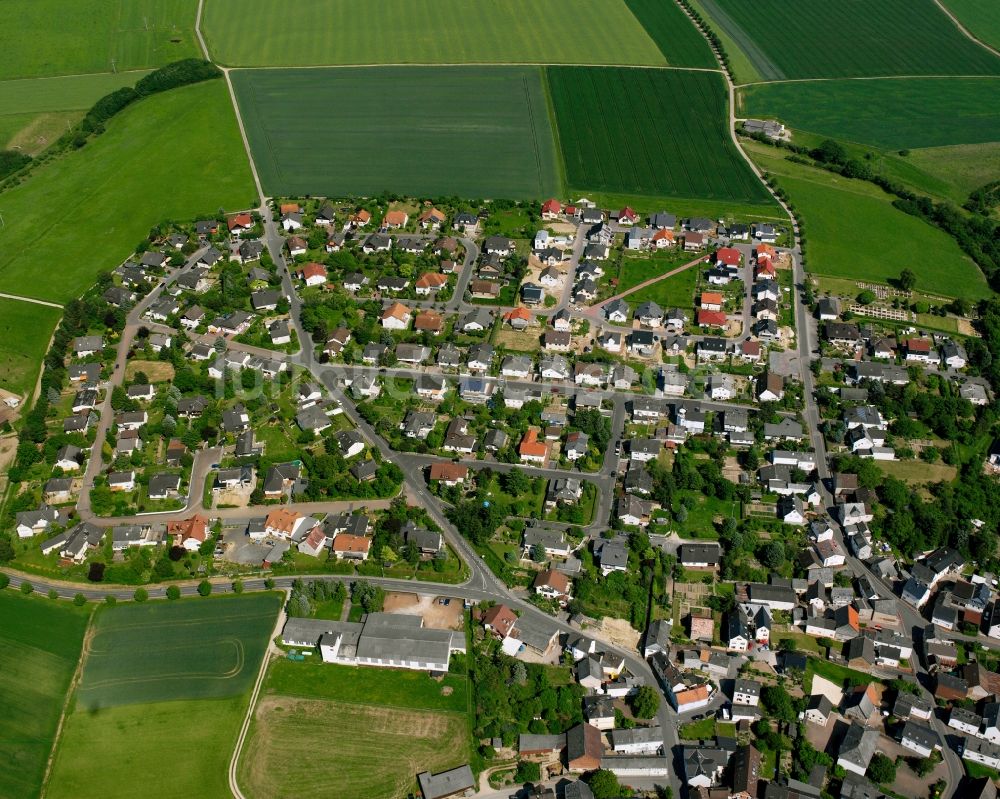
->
[746,142,991,300]
[942,0,1000,50]
[0,592,90,799]
[0,79,256,304]
[740,78,1000,150]
[0,0,198,80]
[46,595,280,799]
[0,298,63,397]
[204,0,665,67]
[237,659,471,799]
[232,66,560,199]
[623,257,701,311]
[704,0,1000,79]
[547,67,774,206]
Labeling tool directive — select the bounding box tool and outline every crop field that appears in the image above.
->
[701,0,1000,79]
[0,299,63,397]
[740,78,1000,150]
[745,142,991,301]
[0,593,89,799]
[0,0,198,80]
[238,659,470,799]
[204,0,665,67]
[943,0,1000,50]
[624,0,719,68]
[75,594,279,709]
[0,80,256,304]
[548,66,774,206]
[232,66,560,199]
[46,595,279,799]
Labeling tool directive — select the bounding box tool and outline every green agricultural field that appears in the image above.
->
[0,0,198,80]
[904,142,1000,204]
[624,0,719,68]
[0,79,256,304]
[701,0,1000,79]
[943,0,1000,50]
[0,592,89,799]
[0,298,63,397]
[231,66,560,199]
[76,594,279,708]
[739,78,1000,150]
[46,595,279,799]
[547,66,774,206]
[745,142,991,301]
[237,659,471,799]
[204,0,664,67]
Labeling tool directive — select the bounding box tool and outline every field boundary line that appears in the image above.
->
[228,592,287,799]
[931,0,1000,59]
[0,292,63,308]
[39,605,96,799]
[267,692,470,716]
[735,73,1000,87]
[224,61,725,73]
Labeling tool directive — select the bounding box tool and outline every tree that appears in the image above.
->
[264,578,276,590]
[584,769,622,799]
[166,585,181,600]
[197,580,212,597]
[761,685,796,722]
[73,593,87,606]
[0,534,14,563]
[898,268,917,292]
[48,589,59,600]
[19,580,33,595]
[631,685,660,719]
[514,760,541,783]
[0,574,10,589]
[867,753,896,785]
[811,139,847,165]
[104,595,117,606]
[232,580,244,595]
[133,587,148,602]
[857,290,876,306]
[531,543,545,562]
[759,541,786,570]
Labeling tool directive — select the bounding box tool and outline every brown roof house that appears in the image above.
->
[566,722,603,772]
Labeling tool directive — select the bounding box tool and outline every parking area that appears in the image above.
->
[382,592,465,630]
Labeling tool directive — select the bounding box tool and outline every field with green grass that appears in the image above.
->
[745,142,991,301]
[624,0,719,68]
[0,298,63,397]
[704,0,1000,80]
[47,594,280,799]
[548,66,774,206]
[204,0,665,67]
[942,0,1000,50]
[0,0,198,80]
[0,79,255,304]
[616,253,701,309]
[740,78,1000,150]
[232,66,559,199]
[0,592,89,799]
[237,659,471,799]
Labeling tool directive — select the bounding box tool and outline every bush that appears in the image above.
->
[73,593,87,606]
[0,574,9,590]
[48,589,59,600]
[133,587,149,603]
[264,578,276,590]
[87,562,105,582]
[232,580,244,595]
[197,580,212,597]
[868,753,896,785]
[166,585,181,600]
[20,580,33,595]
[514,761,541,783]
[105,595,117,606]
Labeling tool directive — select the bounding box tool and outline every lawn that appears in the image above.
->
[739,78,1000,150]
[75,593,280,709]
[0,298,63,397]
[624,0,718,69]
[803,657,871,693]
[876,459,958,486]
[942,0,1000,50]
[46,594,280,799]
[203,0,665,67]
[701,0,1000,80]
[679,716,717,740]
[745,142,991,301]
[231,66,560,200]
[547,66,775,206]
[237,658,471,799]
[0,592,89,799]
[623,257,701,310]
[0,0,199,80]
[0,79,256,304]
[614,250,700,297]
